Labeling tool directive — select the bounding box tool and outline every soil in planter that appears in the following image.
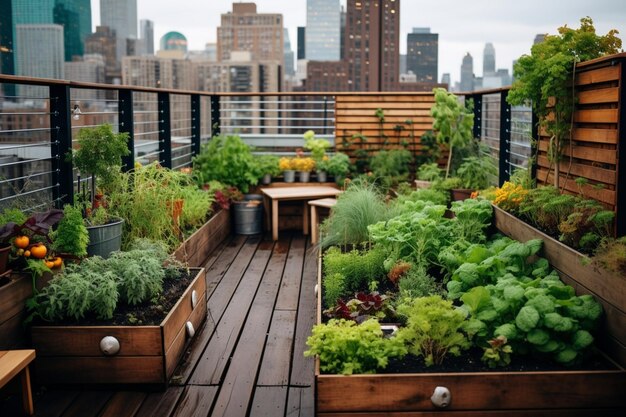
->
[378,347,617,374]
[32,268,196,326]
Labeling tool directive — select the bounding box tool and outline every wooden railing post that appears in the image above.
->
[210,95,220,137]
[49,84,73,206]
[499,90,511,186]
[191,94,201,157]
[158,91,172,168]
[118,89,135,171]
[617,62,626,237]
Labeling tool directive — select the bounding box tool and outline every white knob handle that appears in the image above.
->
[431,386,451,408]
[186,321,195,338]
[100,336,120,356]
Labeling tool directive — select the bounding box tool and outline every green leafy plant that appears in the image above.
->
[417,162,443,182]
[397,264,445,299]
[316,153,350,179]
[482,335,513,368]
[508,17,621,188]
[396,295,470,366]
[369,149,413,187]
[456,155,498,190]
[304,318,406,375]
[320,181,388,248]
[323,246,386,296]
[303,130,331,160]
[255,154,281,177]
[49,204,89,257]
[430,88,474,179]
[70,124,130,192]
[193,134,259,193]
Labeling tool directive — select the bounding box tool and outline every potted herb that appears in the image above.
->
[70,124,129,258]
[279,157,296,183]
[317,153,350,184]
[293,157,316,183]
[255,154,281,185]
[456,154,498,194]
[415,162,443,189]
[507,17,621,188]
[49,204,89,259]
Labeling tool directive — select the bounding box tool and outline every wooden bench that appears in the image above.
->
[0,350,35,416]
[308,198,337,244]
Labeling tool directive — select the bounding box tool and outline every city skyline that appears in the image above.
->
[88,0,626,86]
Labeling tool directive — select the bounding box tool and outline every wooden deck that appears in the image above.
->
[0,233,318,417]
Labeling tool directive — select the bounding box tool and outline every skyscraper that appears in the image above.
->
[100,0,138,60]
[53,0,91,61]
[0,0,14,82]
[85,26,118,83]
[345,0,400,91]
[460,53,473,92]
[217,3,283,63]
[306,0,340,60]
[160,32,188,53]
[406,27,438,83]
[297,27,305,60]
[15,24,64,96]
[140,19,154,55]
[284,29,295,76]
[441,73,451,87]
[483,42,495,75]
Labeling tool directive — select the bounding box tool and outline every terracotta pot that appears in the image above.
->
[450,188,473,201]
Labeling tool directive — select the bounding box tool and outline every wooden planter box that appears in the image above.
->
[173,208,231,267]
[30,267,207,386]
[314,210,626,416]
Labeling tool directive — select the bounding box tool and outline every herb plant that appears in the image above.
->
[50,204,90,257]
[304,318,407,375]
[303,130,331,160]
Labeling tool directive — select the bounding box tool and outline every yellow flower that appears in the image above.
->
[279,157,295,171]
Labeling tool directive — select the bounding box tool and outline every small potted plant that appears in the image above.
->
[69,124,129,258]
[293,157,316,182]
[256,155,281,185]
[415,163,443,189]
[279,157,296,183]
[49,204,90,260]
[304,130,331,160]
[318,153,350,184]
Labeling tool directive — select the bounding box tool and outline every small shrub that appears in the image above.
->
[397,264,444,299]
[323,246,386,293]
[50,204,89,257]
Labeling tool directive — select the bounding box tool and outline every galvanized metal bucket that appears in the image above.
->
[233,194,264,235]
[87,217,124,258]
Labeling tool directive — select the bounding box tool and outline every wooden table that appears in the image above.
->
[261,186,342,241]
[0,350,36,415]
[308,198,338,244]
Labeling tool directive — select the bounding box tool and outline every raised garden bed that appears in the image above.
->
[172,208,231,267]
[314,211,626,415]
[30,267,207,386]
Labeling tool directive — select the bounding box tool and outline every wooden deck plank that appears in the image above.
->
[210,235,290,416]
[256,310,297,386]
[275,236,307,310]
[32,390,79,417]
[170,385,218,417]
[134,387,184,417]
[172,235,251,384]
[188,239,274,385]
[98,391,147,417]
[61,391,113,417]
[286,387,315,417]
[289,242,319,387]
[249,386,288,417]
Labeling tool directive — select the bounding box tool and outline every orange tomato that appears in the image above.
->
[52,257,63,268]
[45,260,55,269]
[30,244,47,259]
[14,235,30,249]
[23,250,31,258]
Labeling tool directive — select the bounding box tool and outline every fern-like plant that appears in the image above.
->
[50,204,90,257]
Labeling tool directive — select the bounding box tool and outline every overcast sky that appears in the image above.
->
[91,0,625,86]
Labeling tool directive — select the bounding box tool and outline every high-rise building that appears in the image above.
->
[122,55,193,90]
[441,73,451,87]
[345,0,400,91]
[399,54,406,75]
[305,61,348,91]
[406,27,438,83]
[306,0,340,60]
[12,0,54,25]
[160,32,188,53]
[534,34,546,45]
[460,52,473,92]
[100,0,138,61]
[483,42,495,76]
[340,5,346,60]
[0,0,15,95]
[217,3,283,63]
[64,54,106,100]
[15,24,64,96]
[140,19,154,55]
[85,26,119,84]
[53,0,91,61]
[297,26,305,60]
[284,29,295,76]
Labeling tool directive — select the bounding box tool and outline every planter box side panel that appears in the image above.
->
[493,206,626,366]
[317,372,626,413]
[174,209,231,267]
